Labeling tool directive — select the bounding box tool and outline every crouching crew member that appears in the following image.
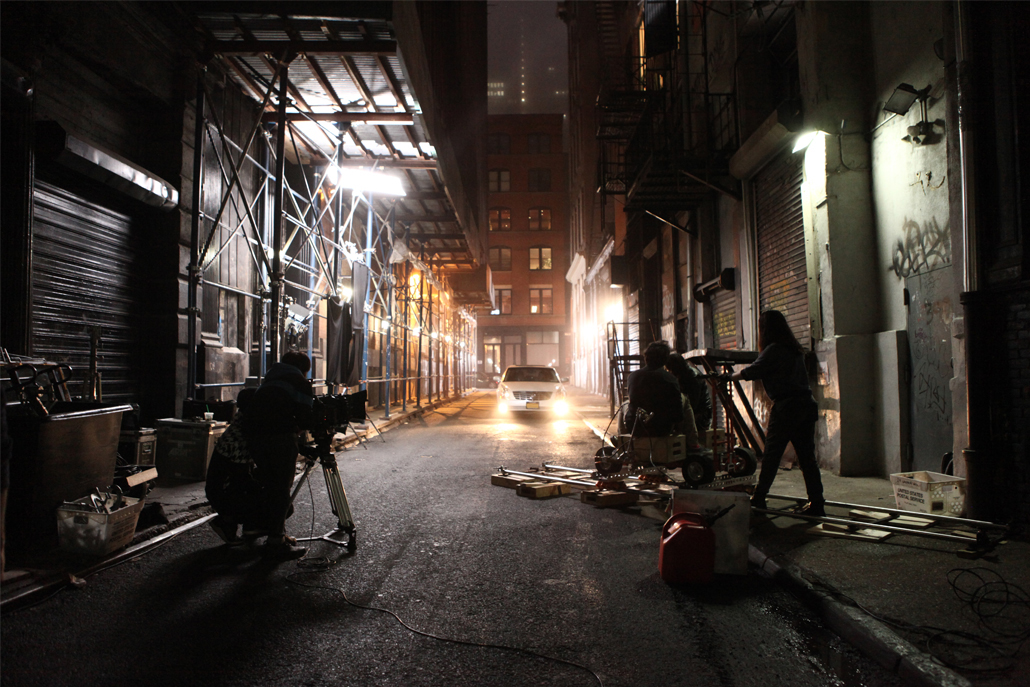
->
[626,341,683,437]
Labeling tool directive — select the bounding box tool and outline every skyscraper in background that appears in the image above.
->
[488,1,567,114]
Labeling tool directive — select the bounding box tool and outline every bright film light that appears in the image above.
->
[330,166,406,197]
[792,131,823,154]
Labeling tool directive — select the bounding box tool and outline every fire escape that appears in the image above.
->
[597,1,740,216]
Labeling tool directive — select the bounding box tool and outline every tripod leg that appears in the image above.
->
[321,459,357,551]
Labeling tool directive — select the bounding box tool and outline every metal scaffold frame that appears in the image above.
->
[187,53,477,413]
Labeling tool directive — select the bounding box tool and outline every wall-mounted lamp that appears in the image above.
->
[693,268,735,303]
[884,83,942,146]
[883,83,922,115]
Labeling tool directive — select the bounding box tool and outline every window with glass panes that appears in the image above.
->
[528,207,551,231]
[495,288,512,314]
[488,247,511,271]
[527,168,551,192]
[489,169,510,192]
[529,288,553,314]
[527,133,550,154]
[489,208,511,231]
[529,246,552,270]
[487,133,510,154]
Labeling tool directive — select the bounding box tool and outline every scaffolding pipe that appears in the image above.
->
[384,205,395,419]
[269,61,290,365]
[187,77,205,402]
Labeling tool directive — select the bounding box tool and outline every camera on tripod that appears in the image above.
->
[292,391,366,551]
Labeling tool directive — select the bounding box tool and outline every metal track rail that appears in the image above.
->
[765,493,1006,530]
[497,466,670,499]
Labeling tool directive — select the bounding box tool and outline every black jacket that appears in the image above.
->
[626,364,684,436]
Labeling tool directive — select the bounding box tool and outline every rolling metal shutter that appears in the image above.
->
[754,149,809,347]
[31,181,143,403]
[712,288,737,350]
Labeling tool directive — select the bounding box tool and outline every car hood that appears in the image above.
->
[500,382,564,392]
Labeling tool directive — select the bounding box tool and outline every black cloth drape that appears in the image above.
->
[325,299,352,386]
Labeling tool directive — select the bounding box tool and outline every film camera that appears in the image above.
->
[306,390,367,451]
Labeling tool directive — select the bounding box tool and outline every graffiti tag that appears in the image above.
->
[890,217,951,278]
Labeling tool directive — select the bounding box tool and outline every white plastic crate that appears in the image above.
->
[56,494,144,555]
[890,471,965,516]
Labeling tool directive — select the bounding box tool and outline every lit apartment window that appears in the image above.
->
[489,247,512,271]
[528,207,551,231]
[529,246,552,271]
[527,168,551,192]
[527,133,550,154]
[489,169,510,192]
[488,133,510,154]
[529,287,553,314]
[489,207,511,231]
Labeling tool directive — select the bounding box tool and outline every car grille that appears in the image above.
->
[513,391,552,401]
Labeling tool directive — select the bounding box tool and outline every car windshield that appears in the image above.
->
[503,367,560,383]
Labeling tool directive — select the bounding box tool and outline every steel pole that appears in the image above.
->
[384,205,395,419]
[269,63,289,365]
[360,192,373,392]
[187,77,205,401]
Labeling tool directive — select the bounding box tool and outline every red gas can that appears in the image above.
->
[659,512,716,584]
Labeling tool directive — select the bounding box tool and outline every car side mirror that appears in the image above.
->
[492,375,501,383]
[561,377,569,383]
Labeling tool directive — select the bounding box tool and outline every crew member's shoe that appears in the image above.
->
[750,495,767,511]
[795,501,826,517]
[210,516,240,545]
[263,536,307,560]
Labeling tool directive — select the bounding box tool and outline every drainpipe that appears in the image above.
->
[953,2,992,521]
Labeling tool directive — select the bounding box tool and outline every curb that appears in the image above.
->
[748,544,972,687]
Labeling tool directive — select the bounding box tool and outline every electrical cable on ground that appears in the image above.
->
[805,567,1030,674]
[284,564,604,686]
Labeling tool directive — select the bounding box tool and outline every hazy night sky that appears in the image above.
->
[488,0,568,114]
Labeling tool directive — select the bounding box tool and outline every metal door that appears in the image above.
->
[906,265,954,472]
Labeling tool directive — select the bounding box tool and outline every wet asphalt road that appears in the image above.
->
[1,393,903,687]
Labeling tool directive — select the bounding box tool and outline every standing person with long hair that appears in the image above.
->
[724,310,824,516]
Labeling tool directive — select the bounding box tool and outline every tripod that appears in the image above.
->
[290,435,357,551]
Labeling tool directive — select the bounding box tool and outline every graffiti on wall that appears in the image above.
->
[908,268,954,454]
[890,216,951,278]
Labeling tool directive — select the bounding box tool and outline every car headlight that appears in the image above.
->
[554,400,569,415]
[498,384,511,399]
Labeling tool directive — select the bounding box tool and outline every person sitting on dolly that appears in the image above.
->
[665,352,712,451]
[721,310,825,516]
[625,341,686,441]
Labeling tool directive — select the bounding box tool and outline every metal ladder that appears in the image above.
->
[606,321,642,417]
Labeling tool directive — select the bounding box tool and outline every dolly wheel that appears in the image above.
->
[727,447,758,477]
[681,457,715,488]
[594,446,625,477]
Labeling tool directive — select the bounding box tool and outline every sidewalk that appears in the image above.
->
[569,386,1029,687]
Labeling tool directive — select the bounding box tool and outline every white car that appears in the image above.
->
[496,365,569,415]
